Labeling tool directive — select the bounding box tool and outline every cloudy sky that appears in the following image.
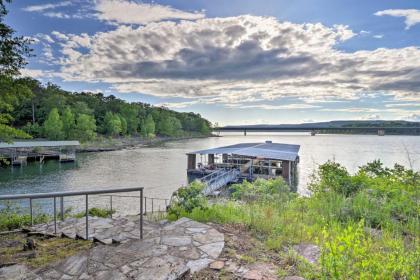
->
[8,0,420,125]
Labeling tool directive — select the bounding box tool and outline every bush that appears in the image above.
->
[231,178,293,202]
[168,181,207,219]
[74,207,115,218]
[320,220,418,279]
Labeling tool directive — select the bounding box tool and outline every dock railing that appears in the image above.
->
[0,187,144,240]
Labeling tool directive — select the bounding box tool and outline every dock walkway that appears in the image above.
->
[201,169,240,196]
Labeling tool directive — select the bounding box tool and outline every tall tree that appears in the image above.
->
[43,108,64,140]
[0,0,33,76]
[73,114,96,142]
[143,114,155,137]
[103,111,122,136]
[62,107,75,139]
[0,75,31,141]
[0,0,33,141]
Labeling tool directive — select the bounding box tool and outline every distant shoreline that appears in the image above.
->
[77,134,216,153]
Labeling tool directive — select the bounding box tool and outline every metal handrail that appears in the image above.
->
[0,187,144,240]
[97,194,170,216]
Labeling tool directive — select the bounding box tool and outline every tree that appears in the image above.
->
[158,116,182,137]
[73,114,96,142]
[103,111,122,136]
[142,114,155,137]
[62,107,75,139]
[0,75,31,141]
[120,105,139,135]
[0,0,33,76]
[43,108,64,140]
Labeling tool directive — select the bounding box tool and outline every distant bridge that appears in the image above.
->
[214,126,420,136]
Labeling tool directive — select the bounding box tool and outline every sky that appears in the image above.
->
[7,0,420,125]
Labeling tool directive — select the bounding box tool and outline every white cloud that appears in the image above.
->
[94,0,205,25]
[375,9,420,29]
[373,34,384,39]
[226,104,321,110]
[385,103,420,108]
[361,114,381,120]
[23,1,72,12]
[28,15,420,110]
[404,113,420,121]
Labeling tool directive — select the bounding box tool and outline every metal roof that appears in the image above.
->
[191,141,300,161]
[0,141,80,149]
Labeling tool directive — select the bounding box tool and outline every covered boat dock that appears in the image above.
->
[187,141,300,190]
[0,141,80,166]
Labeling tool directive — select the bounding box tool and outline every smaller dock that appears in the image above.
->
[0,140,80,166]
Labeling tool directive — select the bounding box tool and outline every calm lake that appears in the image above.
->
[1,133,419,214]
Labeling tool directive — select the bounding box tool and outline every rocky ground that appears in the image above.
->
[185,223,319,280]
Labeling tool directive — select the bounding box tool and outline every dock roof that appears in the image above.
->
[0,141,80,149]
[191,141,300,161]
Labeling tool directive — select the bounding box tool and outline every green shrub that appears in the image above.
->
[320,220,418,279]
[74,207,115,218]
[168,181,207,219]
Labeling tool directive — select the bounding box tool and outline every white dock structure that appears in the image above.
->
[187,141,300,195]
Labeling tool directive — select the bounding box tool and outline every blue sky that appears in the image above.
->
[8,0,420,125]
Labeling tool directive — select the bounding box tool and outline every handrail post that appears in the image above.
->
[144,197,147,215]
[140,189,143,239]
[110,195,113,218]
[53,196,57,234]
[60,196,64,221]
[85,194,89,240]
[29,198,33,226]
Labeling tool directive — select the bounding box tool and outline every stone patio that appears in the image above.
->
[0,217,224,280]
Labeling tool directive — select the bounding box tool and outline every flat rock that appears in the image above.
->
[284,276,305,280]
[0,264,41,280]
[161,236,191,246]
[293,244,320,264]
[198,242,224,258]
[56,253,87,276]
[243,270,263,280]
[209,260,225,270]
[187,258,213,273]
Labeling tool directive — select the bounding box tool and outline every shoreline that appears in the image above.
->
[77,134,217,153]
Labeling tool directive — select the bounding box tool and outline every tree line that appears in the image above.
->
[3,78,212,142]
[0,0,211,142]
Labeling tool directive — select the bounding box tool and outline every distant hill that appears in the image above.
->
[223,120,420,129]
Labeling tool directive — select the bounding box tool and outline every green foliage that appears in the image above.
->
[74,207,115,218]
[103,111,122,136]
[170,161,419,279]
[158,115,183,137]
[231,178,294,201]
[309,160,362,197]
[0,202,49,231]
[0,0,33,76]
[320,221,418,279]
[0,75,32,141]
[142,114,155,137]
[73,114,96,142]
[61,106,75,139]
[168,181,207,219]
[42,108,64,140]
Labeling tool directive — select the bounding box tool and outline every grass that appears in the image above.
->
[168,160,420,279]
[0,233,91,268]
[0,205,116,232]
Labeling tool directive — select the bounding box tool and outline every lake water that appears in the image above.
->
[1,133,419,214]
